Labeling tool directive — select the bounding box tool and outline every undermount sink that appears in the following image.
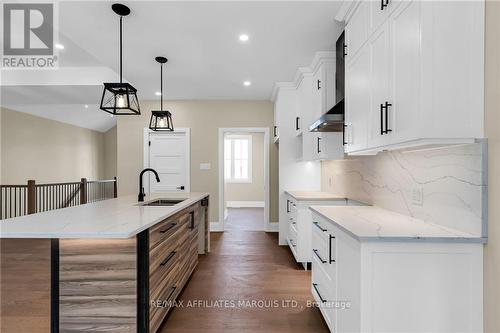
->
[141,199,185,206]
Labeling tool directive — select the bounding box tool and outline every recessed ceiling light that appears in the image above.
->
[239,34,249,42]
[84,104,89,108]
[55,43,64,50]
[243,81,251,86]
[155,91,162,96]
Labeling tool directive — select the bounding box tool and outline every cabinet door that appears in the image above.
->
[367,22,391,148]
[389,0,421,143]
[345,44,370,153]
[345,1,369,59]
[370,0,402,34]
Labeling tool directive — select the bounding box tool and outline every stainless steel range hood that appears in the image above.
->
[309,99,344,132]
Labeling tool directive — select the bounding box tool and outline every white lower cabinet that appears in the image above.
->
[286,194,356,267]
[311,211,483,333]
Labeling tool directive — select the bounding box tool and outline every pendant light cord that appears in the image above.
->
[119,16,123,84]
[160,63,163,110]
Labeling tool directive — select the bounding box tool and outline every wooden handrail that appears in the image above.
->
[0,178,117,220]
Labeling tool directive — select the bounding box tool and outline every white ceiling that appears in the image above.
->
[1,1,344,131]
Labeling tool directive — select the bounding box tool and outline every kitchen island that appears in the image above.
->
[0,193,209,333]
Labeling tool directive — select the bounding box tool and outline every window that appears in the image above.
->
[224,135,252,183]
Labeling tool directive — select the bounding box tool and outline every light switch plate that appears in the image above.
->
[200,163,211,170]
[412,187,424,206]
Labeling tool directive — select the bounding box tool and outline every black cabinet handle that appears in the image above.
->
[343,43,347,57]
[160,251,177,266]
[317,137,322,153]
[189,211,195,229]
[313,249,327,264]
[295,117,300,130]
[343,124,347,145]
[312,283,327,303]
[329,234,336,264]
[176,185,185,190]
[313,221,327,232]
[166,286,177,301]
[385,101,392,134]
[273,126,277,137]
[159,222,177,233]
[317,80,322,90]
[381,0,389,10]
[286,200,290,213]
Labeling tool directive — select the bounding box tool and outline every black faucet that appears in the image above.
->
[138,168,161,202]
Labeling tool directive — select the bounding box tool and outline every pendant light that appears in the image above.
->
[100,3,140,115]
[149,56,174,131]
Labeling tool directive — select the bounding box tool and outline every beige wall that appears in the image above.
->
[225,132,265,202]
[484,2,500,331]
[103,126,117,179]
[116,100,278,223]
[1,108,106,184]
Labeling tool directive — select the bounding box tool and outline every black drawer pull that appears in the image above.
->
[313,283,327,303]
[166,286,177,301]
[384,101,392,134]
[296,117,300,130]
[317,137,322,153]
[313,249,327,264]
[189,211,195,229]
[329,234,336,264]
[313,221,327,232]
[274,126,278,137]
[286,200,290,213]
[160,251,177,266]
[159,222,177,233]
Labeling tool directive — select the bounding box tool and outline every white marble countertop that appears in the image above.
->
[0,192,209,239]
[310,206,486,243]
[285,190,347,201]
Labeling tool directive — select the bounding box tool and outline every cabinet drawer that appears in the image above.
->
[312,258,337,331]
[149,212,186,250]
[150,273,178,333]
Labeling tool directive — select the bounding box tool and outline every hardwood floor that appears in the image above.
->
[159,229,329,333]
[225,208,265,231]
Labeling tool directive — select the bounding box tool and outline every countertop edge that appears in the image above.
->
[285,190,348,202]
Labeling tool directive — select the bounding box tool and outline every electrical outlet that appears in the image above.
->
[412,187,424,206]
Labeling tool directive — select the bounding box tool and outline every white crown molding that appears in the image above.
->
[270,51,335,101]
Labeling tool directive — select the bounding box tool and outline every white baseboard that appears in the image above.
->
[265,222,279,232]
[226,201,264,208]
[210,222,224,232]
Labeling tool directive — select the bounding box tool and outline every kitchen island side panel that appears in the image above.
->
[59,238,137,332]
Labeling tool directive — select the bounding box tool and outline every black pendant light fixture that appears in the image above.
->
[149,56,174,131]
[100,3,140,115]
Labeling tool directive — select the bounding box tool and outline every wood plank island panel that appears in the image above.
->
[59,238,137,333]
[0,238,52,333]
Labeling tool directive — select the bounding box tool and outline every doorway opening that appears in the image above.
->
[218,128,270,232]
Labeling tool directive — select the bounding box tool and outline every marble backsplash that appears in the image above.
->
[321,142,487,237]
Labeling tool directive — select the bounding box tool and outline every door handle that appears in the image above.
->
[317,79,321,90]
[273,126,277,137]
[343,123,347,145]
[295,117,300,130]
[329,234,336,264]
[176,185,185,190]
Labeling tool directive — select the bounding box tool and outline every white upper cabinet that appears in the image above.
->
[345,1,369,59]
[345,43,370,153]
[341,0,484,154]
[311,61,336,123]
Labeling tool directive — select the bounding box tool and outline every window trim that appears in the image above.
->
[224,134,252,183]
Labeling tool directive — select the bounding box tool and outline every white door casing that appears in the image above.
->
[143,128,191,195]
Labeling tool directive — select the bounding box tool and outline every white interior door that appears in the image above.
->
[146,130,190,193]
